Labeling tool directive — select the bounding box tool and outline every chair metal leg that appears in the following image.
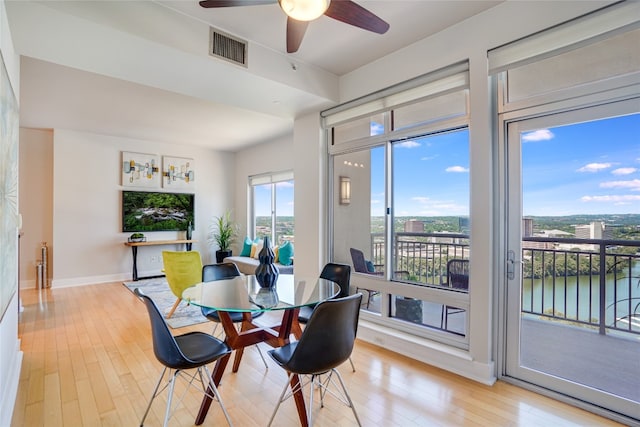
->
[308,374,315,426]
[267,373,293,426]
[163,370,178,427]
[203,365,233,426]
[211,322,220,337]
[348,356,356,372]
[140,367,167,427]
[331,368,362,427]
[254,344,269,369]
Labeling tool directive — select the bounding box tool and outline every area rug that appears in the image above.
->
[123,278,208,329]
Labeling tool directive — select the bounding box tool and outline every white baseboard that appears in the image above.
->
[358,320,496,385]
[22,270,166,289]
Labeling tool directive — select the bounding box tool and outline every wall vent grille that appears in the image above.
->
[209,27,247,67]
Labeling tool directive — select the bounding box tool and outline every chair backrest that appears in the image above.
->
[285,293,362,374]
[447,259,469,290]
[320,263,351,298]
[134,288,189,369]
[349,248,368,273]
[162,251,203,298]
[202,262,241,282]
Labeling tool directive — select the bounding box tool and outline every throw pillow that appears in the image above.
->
[274,245,280,263]
[240,237,253,257]
[278,241,294,266]
[252,238,264,259]
[365,260,376,273]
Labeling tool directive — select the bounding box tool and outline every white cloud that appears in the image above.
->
[410,196,468,215]
[522,129,554,142]
[371,122,384,136]
[612,167,637,175]
[421,155,437,161]
[599,179,640,190]
[411,196,430,204]
[581,194,640,202]
[395,140,421,149]
[577,163,612,173]
[371,199,381,204]
[446,165,469,173]
[276,181,294,188]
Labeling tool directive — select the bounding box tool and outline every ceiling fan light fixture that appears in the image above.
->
[279,0,330,21]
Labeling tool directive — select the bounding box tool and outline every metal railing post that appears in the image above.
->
[599,242,607,335]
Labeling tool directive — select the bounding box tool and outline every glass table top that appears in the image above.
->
[182,274,339,312]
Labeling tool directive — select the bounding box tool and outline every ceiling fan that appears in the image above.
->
[199,0,390,53]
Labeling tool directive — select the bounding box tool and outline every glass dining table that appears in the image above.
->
[182,274,340,427]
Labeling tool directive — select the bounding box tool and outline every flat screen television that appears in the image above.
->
[122,190,195,232]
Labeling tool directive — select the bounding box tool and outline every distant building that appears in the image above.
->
[522,218,533,237]
[575,222,608,239]
[404,220,424,232]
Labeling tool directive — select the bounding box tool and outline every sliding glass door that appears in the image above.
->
[504,101,640,420]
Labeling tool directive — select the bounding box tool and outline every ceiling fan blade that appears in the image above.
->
[286,18,309,53]
[199,0,276,8]
[324,0,389,34]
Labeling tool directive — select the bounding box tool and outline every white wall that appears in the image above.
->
[19,128,53,287]
[17,128,236,287]
[0,0,21,423]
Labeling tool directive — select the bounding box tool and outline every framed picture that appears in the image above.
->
[162,156,195,189]
[122,151,160,188]
[0,53,19,321]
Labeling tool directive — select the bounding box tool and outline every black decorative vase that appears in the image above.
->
[186,221,193,240]
[255,236,279,288]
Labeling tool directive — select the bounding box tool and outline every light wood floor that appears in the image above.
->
[12,282,625,426]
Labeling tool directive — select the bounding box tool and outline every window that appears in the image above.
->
[249,171,294,246]
[325,63,471,346]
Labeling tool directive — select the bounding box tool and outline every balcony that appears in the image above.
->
[364,232,639,403]
[369,232,640,336]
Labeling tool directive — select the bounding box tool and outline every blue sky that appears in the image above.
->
[522,113,639,216]
[258,112,639,219]
[370,112,639,217]
[254,181,294,217]
[372,129,471,217]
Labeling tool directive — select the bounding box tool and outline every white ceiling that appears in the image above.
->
[9,0,502,151]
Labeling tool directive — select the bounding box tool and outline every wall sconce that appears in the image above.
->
[339,176,351,205]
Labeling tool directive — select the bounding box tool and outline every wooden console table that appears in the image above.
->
[124,239,197,281]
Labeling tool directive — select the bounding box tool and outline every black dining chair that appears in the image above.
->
[134,288,232,427]
[199,262,269,370]
[298,262,355,372]
[441,259,469,330]
[267,293,363,427]
[298,262,351,322]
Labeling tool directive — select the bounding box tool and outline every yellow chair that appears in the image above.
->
[162,251,203,319]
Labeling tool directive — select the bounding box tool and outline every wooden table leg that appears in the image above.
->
[290,373,309,427]
[195,308,310,426]
[195,352,230,425]
[232,312,253,373]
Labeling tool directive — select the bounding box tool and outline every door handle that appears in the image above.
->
[507,250,516,280]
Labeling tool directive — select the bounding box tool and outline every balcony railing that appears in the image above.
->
[369,232,640,336]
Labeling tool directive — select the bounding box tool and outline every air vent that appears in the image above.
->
[209,27,248,67]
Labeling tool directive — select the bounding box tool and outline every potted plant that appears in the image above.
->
[210,211,239,263]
